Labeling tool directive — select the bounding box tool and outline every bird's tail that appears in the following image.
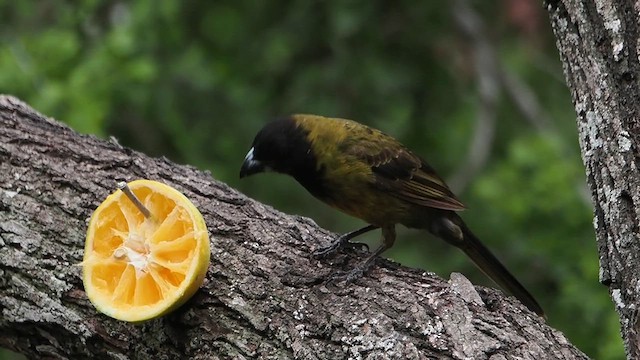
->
[457,224,544,316]
[432,214,544,316]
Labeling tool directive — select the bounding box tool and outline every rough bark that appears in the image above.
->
[547,1,640,358]
[0,95,586,359]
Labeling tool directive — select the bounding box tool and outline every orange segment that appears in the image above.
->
[82,179,210,322]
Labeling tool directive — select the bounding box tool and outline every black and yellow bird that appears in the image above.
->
[240,114,543,316]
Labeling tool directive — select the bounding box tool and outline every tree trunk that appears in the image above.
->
[547,1,640,358]
[0,95,586,359]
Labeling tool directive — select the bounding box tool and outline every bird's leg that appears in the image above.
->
[313,224,378,258]
[330,225,396,283]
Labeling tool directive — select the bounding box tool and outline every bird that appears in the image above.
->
[240,114,544,316]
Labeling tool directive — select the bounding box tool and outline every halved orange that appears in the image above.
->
[82,179,210,322]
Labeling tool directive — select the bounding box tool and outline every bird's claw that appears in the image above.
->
[326,256,379,284]
[313,235,347,258]
[312,242,341,259]
[313,240,369,259]
[313,225,376,259]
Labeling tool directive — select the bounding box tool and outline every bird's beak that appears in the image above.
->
[240,147,265,178]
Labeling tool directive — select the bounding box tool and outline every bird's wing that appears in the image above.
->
[346,140,466,211]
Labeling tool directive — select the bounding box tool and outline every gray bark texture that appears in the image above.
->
[0,95,586,359]
[547,1,640,358]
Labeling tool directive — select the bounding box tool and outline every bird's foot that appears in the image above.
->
[313,235,369,259]
[326,258,376,284]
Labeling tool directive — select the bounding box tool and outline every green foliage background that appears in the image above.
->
[0,1,623,358]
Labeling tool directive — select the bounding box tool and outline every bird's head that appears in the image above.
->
[240,116,315,179]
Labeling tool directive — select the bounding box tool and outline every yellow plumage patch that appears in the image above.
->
[289,114,464,225]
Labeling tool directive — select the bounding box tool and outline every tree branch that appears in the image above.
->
[0,95,586,359]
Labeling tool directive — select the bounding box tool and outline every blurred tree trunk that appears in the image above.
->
[547,1,640,358]
[0,95,587,359]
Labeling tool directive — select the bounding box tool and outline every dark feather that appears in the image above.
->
[350,144,465,211]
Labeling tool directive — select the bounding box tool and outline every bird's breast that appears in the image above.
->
[307,165,411,226]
